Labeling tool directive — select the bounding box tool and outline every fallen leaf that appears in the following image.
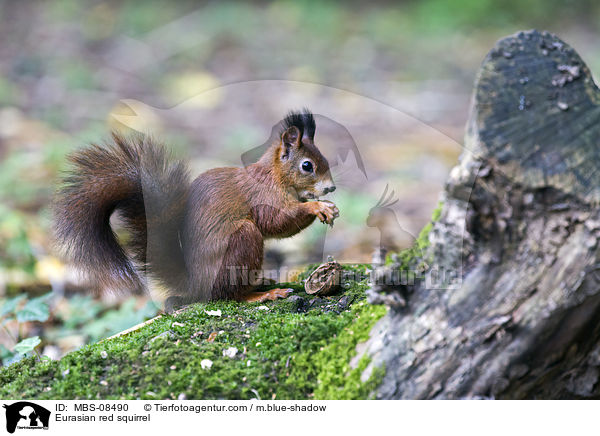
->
[223,347,238,358]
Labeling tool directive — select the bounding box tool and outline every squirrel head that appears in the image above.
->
[275,109,336,202]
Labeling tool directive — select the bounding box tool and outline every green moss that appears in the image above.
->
[0,265,386,400]
[310,301,386,399]
[430,200,443,222]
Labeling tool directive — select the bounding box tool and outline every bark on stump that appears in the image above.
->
[364,30,600,399]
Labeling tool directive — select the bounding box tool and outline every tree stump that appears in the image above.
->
[364,30,600,399]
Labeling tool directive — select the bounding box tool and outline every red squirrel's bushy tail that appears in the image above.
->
[53,133,190,293]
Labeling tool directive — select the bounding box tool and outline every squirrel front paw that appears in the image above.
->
[311,200,339,226]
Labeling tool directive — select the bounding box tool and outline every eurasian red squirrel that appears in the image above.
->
[53,109,338,310]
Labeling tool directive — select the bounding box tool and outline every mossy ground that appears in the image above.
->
[0,265,386,400]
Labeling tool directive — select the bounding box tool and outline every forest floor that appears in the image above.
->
[0,264,387,400]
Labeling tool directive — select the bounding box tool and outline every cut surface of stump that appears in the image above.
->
[470,30,600,203]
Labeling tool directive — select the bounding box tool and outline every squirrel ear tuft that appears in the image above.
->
[281,125,301,160]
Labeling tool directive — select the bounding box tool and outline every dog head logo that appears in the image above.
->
[3,402,50,433]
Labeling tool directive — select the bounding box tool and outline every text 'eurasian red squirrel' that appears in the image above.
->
[53,109,338,310]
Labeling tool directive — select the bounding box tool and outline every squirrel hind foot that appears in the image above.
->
[164,295,189,313]
[242,288,294,303]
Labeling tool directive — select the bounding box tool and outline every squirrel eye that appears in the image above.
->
[301,161,313,173]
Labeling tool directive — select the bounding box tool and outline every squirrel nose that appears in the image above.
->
[324,185,336,194]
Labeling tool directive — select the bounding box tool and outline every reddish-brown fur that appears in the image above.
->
[53,111,338,308]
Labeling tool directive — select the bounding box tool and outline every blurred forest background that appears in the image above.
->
[1,0,599,365]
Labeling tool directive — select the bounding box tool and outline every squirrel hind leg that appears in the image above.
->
[241,288,294,303]
[209,219,265,301]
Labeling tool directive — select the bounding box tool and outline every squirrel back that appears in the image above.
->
[53,133,190,294]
